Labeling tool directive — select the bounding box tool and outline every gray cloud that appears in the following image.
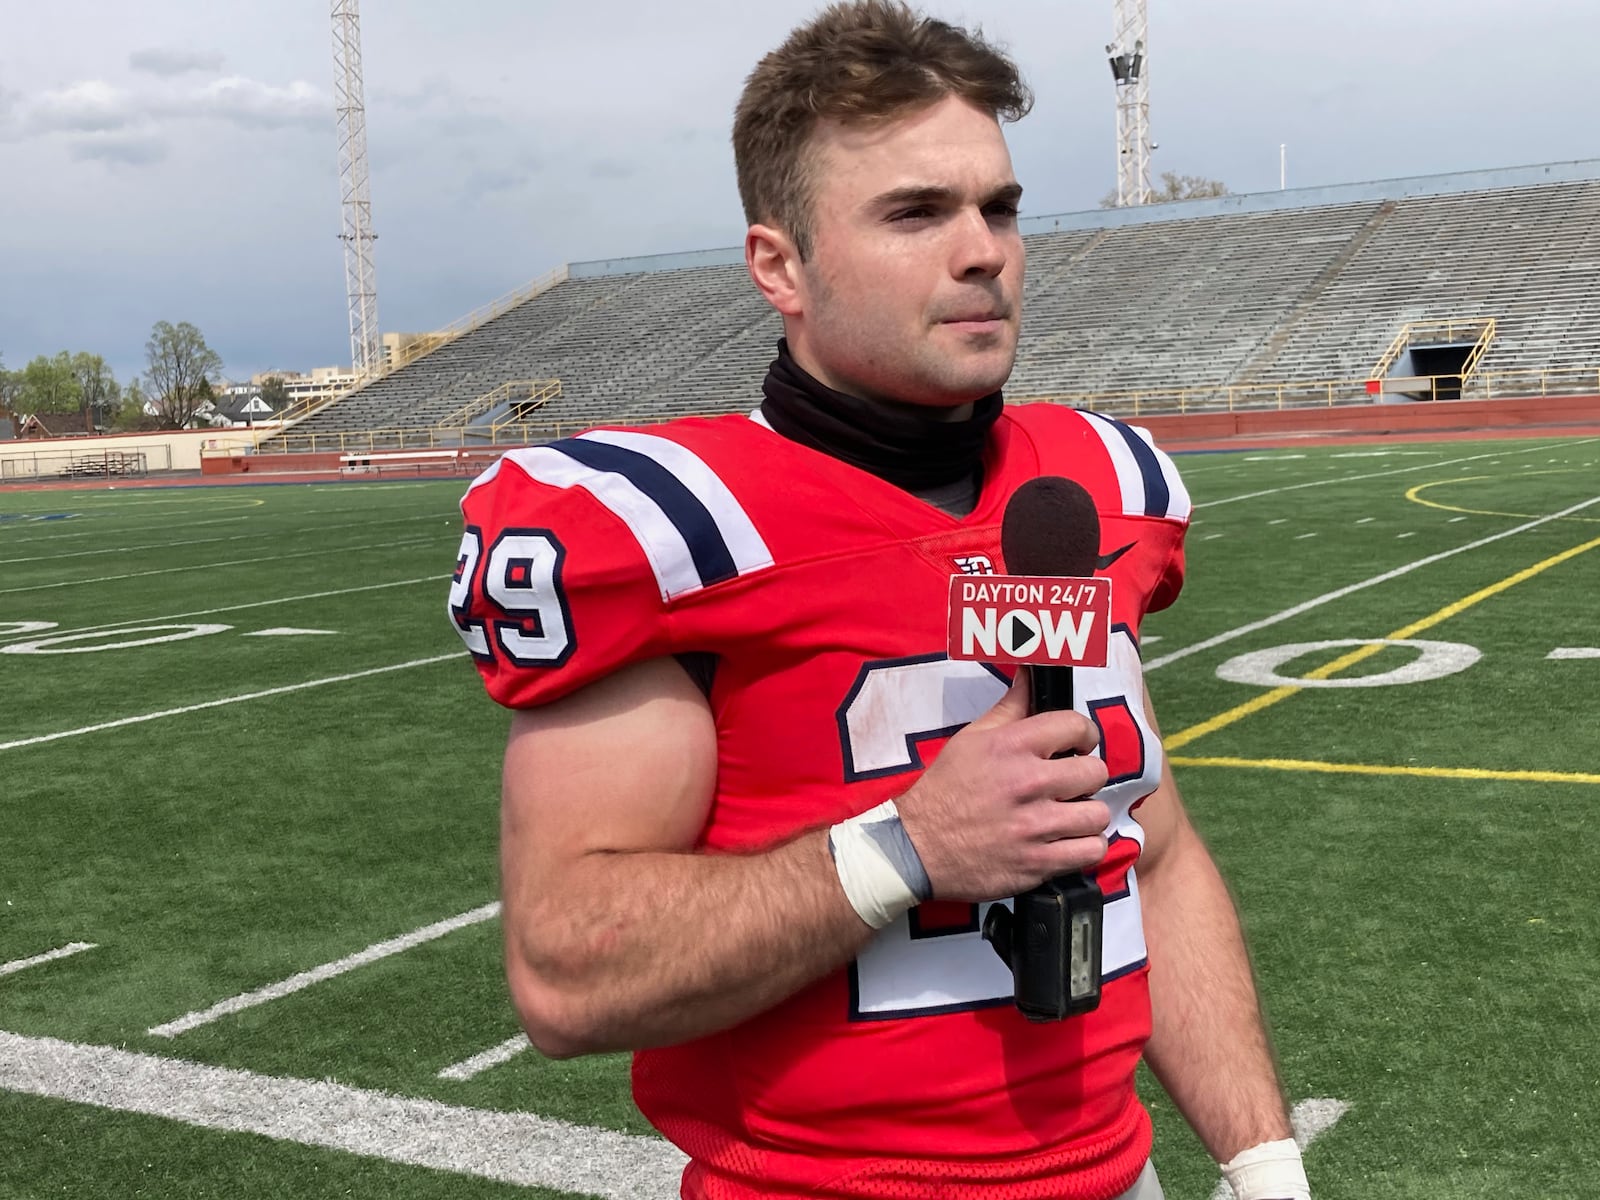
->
[69,132,170,166]
[170,76,324,130]
[461,152,543,197]
[588,158,635,180]
[10,76,326,140]
[129,48,226,77]
[24,81,138,134]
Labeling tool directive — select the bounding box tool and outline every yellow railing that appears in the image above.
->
[1009,361,1600,417]
[265,265,572,438]
[271,388,346,429]
[1369,316,1497,382]
[247,363,1600,453]
[434,379,561,429]
[1457,318,1499,385]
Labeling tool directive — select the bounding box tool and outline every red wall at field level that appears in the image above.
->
[1134,394,1600,443]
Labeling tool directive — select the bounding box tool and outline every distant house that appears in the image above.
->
[199,393,276,428]
[19,413,87,439]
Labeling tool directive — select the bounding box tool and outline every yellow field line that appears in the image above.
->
[1406,472,1600,523]
[1170,754,1600,786]
[1165,529,1600,751]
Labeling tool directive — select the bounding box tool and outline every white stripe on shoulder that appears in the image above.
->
[1079,411,1147,516]
[499,446,704,601]
[579,429,774,576]
[1127,424,1192,522]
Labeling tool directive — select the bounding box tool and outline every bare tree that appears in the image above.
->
[1100,172,1230,209]
[70,352,121,432]
[144,321,223,430]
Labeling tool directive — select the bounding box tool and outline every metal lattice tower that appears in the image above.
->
[333,0,380,375]
[1107,0,1151,207]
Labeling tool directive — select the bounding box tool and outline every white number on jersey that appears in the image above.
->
[835,630,1160,1020]
[449,525,574,667]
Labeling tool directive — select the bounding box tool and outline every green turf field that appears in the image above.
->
[2,433,1597,1199]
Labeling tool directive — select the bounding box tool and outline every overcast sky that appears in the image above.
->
[2,0,1597,383]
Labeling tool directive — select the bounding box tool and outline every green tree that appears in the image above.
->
[113,380,161,432]
[70,352,121,432]
[258,375,290,412]
[0,357,22,439]
[20,352,81,415]
[1100,172,1230,208]
[144,321,223,430]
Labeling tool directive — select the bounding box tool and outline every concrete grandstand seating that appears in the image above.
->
[269,163,1600,449]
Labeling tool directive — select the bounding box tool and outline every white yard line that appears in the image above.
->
[0,652,465,753]
[1146,495,1600,672]
[1206,1098,1351,1200]
[0,1029,686,1199]
[149,903,501,1038]
[438,1035,531,1081]
[0,512,457,566]
[0,943,97,978]
[1201,437,1598,509]
[0,516,247,546]
[0,536,441,596]
[0,575,451,644]
[1550,647,1600,660]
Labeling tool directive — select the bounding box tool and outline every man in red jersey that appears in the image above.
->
[449,3,1311,1198]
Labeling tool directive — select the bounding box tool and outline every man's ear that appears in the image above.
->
[745,223,805,318]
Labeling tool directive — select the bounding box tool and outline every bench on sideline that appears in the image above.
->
[339,449,475,477]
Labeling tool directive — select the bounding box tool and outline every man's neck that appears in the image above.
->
[784,340,976,422]
[757,339,1002,499]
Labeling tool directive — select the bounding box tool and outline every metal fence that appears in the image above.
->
[0,445,169,481]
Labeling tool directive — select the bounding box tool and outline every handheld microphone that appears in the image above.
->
[980,476,1106,1021]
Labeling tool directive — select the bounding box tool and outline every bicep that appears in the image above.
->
[501,656,718,897]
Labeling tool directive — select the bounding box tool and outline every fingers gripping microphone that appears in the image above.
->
[982,476,1106,1021]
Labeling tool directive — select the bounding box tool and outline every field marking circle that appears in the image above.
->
[0,624,233,655]
[1217,639,1481,688]
[1406,472,1600,523]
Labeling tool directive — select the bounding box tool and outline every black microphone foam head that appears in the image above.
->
[1001,476,1101,578]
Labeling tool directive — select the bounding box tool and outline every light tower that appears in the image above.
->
[332,0,380,376]
[1106,0,1151,207]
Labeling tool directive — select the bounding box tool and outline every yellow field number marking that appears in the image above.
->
[1170,754,1600,787]
[1165,529,1600,751]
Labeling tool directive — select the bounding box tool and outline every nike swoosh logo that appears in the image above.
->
[1096,541,1136,571]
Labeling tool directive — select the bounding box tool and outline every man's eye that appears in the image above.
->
[890,207,933,222]
[986,203,1021,219]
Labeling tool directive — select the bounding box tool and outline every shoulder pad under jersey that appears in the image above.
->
[448,428,775,709]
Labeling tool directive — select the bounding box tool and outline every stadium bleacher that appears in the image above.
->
[263,161,1600,451]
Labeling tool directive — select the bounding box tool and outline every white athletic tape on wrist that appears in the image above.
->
[1220,1138,1310,1200]
[827,799,933,930]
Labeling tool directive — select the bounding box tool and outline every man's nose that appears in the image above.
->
[951,208,1008,279]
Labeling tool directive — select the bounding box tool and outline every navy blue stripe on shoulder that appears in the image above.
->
[1102,417,1170,518]
[548,437,739,588]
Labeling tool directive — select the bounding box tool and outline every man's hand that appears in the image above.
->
[895,670,1111,902]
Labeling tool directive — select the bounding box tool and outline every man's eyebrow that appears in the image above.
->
[868,182,1024,209]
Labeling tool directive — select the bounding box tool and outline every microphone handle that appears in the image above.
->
[1029,664,1075,717]
[1017,664,1104,1020]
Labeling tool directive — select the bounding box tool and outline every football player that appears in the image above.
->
[449,3,1310,1198]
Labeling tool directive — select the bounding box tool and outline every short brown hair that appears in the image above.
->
[733,0,1032,259]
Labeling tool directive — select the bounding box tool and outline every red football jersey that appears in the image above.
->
[450,404,1190,1200]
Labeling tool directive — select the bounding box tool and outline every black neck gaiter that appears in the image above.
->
[759,340,1002,492]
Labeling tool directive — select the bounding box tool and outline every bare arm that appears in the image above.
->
[501,659,1113,1058]
[1137,686,1294,1162]
[500,656,873,1058]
